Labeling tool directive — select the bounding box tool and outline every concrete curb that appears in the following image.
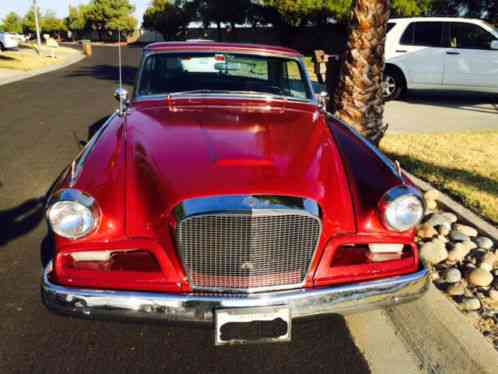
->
[0,51,85,87]
[406,171,498,241]
[386,172,498,373]
[387,285,498,374]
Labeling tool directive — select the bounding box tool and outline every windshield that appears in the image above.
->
[137,52,312,100]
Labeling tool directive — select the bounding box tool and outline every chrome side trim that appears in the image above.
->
[41,263,430,323]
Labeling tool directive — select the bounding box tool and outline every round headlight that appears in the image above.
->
[47,189,100,239]
[380,186,424,232]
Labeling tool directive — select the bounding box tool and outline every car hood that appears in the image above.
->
[124,99,355,238]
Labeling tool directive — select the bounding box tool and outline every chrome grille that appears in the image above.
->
[176,212,321,292]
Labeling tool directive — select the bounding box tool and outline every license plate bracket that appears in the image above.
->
[215,306,291,346]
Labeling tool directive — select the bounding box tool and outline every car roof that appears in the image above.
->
[144,41,303,58]
[389,17,487,24]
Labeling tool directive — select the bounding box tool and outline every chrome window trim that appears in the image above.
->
[133,50,318,105]
[173,195,322,294]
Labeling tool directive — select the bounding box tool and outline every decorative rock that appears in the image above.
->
[447,281,466,296]
[441,212,458,224]
[489,289,498,301]
[462,240,478,251]
[468,268,494,287]
[453,224,478,237]
[461,297,481,311]
[438,224,451,236]
[424,189,440,201]
[447,242,472,263]
[480,252,497,272]
[430,271,440,281]
[426,200,438,210]
[445,268,462,283]
[476,236,493,250]
[417,224,437,239]
[420,239,448,265]
[464,288,475,298]
[425,213,456,227]
[450,230,470,242]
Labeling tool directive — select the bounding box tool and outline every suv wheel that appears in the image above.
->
[0,42,5,52]
[383,70,404,101]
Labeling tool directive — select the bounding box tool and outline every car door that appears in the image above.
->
[443,22,498,88]
[389,21,446,86]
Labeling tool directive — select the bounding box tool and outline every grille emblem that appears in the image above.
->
[241,262,255,271]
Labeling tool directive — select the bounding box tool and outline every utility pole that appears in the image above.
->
[33,0,42,50]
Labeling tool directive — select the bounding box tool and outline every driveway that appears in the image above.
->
[386,91,498,133]
[0,46,423,374]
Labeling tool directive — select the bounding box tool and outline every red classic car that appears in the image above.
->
[42,42,429,345]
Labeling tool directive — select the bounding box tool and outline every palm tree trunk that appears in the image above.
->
[333,0,390,146]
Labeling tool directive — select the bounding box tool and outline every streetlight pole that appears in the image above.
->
[33,0,42,50]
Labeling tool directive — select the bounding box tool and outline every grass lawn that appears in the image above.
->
[381,131,498,225]
[0,45,80,71]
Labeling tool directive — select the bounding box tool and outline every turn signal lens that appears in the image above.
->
[63,250,161,273]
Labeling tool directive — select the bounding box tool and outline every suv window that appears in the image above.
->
[450,22,495,49]
[400,22,444,47]
[387,22,396,34]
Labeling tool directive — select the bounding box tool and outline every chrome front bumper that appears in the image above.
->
[41,263,429,323]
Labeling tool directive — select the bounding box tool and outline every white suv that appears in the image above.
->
[0,32,19,51]
[384,17,498,100]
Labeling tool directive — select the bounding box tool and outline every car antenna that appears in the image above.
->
[118,28,124,115]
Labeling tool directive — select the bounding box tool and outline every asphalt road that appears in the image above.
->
[0,46,384,374]
[386,90,498,133]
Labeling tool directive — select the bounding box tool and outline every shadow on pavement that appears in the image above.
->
[65,64,138,86]
[403,90,498,114]
[0,197,45,247]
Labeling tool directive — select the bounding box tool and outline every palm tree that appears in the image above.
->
[333,0,390,146]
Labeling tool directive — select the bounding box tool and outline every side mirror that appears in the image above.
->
[114,88,129,103]
[491,40,498,50]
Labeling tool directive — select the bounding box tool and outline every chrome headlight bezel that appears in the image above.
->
[46,189,101,240]
[379,185,425,232]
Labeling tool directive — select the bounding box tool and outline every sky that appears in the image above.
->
[0,0,149,24]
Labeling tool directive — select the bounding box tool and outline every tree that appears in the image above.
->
[65,4,92,36]
[332,0,390,146]
[22,7,42,35]
[428,0,498,23]
[196,0,251,40]
[143,0,192,40]
[42,10,67,36]
[3,12,23,34]
[87,0,137,37]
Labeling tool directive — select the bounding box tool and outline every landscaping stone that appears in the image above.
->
[447,281,466,296]
[450,230,470,242]
[426,200,437,210]
[480,253,497,272]
[441,212,458,224]
[489,289,498,302]
[461,297,481,311]
[445,268,462,283]
[468,268,494,287]
[447,242,472,263]
[476,236,494,250]
[417,224,437,239]
[420,239,448,265]
[425,212,457,227]
[438,224,451,236]
[424,189,440,201]
[453,224,478,237]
